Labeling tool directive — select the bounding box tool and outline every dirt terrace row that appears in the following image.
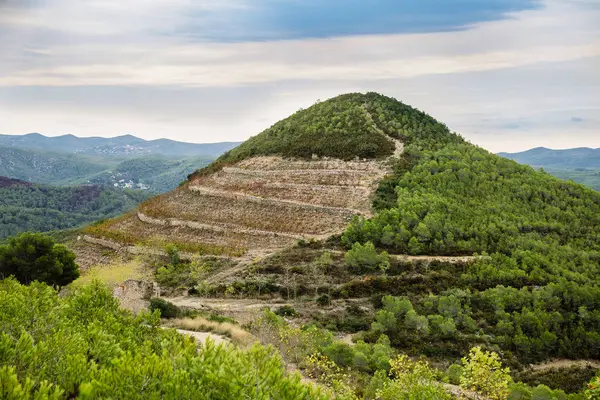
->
[140,189,358,237]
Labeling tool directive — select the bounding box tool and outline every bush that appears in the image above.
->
[0,278,327,399]
[344,241,390,274]
[508,382,533,400]
[447,364,464,385]
[531,385,555,400]
[149,297,180,319]
[274,305,298,317]
[317,294,331,307]
[0,232,80,289]
[322,342,356,368]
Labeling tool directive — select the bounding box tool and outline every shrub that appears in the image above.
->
[149,297,180,319]
[531,384,555,400]
[275,305,299,317]
[508,382,533,400]
[0,278,327,399]
[447,364,464,385]
[460,346,512,400]
[344,241,390,274]
[322,342,356,368]
[317,294,331,307]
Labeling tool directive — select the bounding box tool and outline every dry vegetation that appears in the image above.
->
[165,316,255,347]
[85,153,395,259]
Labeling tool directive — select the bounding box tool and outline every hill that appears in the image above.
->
[74,93,600,395]
[0,176,32,188]
[0,146,215,193]
[0,179,150,239]
[499,147,600,191]
[499,147,600,170]
[0,132,241,157]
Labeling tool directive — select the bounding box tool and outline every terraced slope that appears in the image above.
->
[82,92,428,259]
[87,154,396,258]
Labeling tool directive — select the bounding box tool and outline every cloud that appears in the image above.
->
[0,0,598,152]
[0,0,598,88]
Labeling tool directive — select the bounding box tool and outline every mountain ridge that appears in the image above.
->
[499,146,600,191]
[0,132,241,157]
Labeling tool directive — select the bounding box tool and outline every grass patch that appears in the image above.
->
[72,259,151,288]
[167,316,254,347]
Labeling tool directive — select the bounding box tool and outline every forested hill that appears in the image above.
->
[0,179,149,239]
[0,176,31,188]
[499,147,600,191]
[336,93,600,364]
[0,146,215,193]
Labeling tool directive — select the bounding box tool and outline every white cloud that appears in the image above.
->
[0,0,598,152]
[1,0,599,87]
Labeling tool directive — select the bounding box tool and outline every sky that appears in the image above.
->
[0,0,598,152]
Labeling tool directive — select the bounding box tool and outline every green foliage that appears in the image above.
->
[148,297,180,319]
[275,305,299,317]
[587,375,600,399]
[447,364,464,385]
[339,98,600,364]
[205,93,398,165]
[0,232,79,288]
[460,346,512,400]
[513,366,598,394]
[0,278,327,399]
[0,182,149,239]
[344,242,390,274]
[375,355,452,400]
[164,244,180,265]
[317,294,331,307]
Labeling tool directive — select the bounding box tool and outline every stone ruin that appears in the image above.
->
[113,279,160,314]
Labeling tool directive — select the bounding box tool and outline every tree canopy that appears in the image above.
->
[0,232,80,288]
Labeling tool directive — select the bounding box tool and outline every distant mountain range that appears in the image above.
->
[499,147,600,191]
[0,133,241,193]
[0,133,241,157]
[498,147,600,170]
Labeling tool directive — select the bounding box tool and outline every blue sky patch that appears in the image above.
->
[182,0,542,42]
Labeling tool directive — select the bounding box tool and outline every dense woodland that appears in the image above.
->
[0,182,148,239]
[335,94,600,365]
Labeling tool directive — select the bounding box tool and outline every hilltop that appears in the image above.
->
[74,93,600,395]
[87,93,430,259]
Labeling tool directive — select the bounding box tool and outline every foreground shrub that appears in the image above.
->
[0,278,327,399]
[460,346,512,400]
[375,355,452,399]
[447,364,464,385]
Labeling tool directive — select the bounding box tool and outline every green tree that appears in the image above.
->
[460,346,512,400]
[344,241,390,274]
[0,232,79,289]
